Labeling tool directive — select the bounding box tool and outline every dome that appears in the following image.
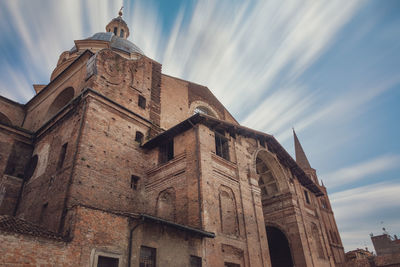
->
[70,32,144,55]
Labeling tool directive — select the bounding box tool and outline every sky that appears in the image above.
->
[0,0,399,253]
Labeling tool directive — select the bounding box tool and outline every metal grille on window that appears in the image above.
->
[140,246,156,267]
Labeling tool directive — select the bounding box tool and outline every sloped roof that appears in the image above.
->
[0,215,64,241]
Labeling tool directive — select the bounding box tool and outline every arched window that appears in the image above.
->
[193,106,216,118]
[156,187,176,221]
[0,112,12,126]
[256,156,279,198]
[120,29,124,38]
[45,87,74,121]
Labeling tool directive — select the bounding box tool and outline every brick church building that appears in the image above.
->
[0,11,345,267]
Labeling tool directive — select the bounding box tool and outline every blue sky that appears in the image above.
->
[0,0,399,252]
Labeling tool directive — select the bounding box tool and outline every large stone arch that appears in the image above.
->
[45,87,75,121]
[252,149,290,198]
[265,223,294,267]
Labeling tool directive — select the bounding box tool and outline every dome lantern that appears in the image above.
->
[106,7,130,39]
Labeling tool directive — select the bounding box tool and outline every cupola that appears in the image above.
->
[106,7,130,39]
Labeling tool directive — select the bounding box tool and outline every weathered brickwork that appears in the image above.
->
[0,12,346,267]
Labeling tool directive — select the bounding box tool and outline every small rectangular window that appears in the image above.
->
[224,263,240,267]
[57,143,68,170]
[113,27,118,35]
[97,255,119,267]
[159,139,174,164]
[304,190,310,204]
[215,131,229,161]
[138,95,146,109]
[140,246,156,267]
[120,29,124,38]
[135,131,144,144]
[190,256,202,267]
[131,175,139,190]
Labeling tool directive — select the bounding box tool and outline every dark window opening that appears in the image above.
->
[24,155,38,181]
[140,246,156,267]
[215,131,229,161]
[224,263,240,267]
[113,27,118,35]
[97,256,119,267]
[304,190,310,204]
[120,29,124,38]
[159,139,174,164]
[259,139,265,148]
[135,131,144,144]
[39,202,48,224]
[57,143,68,170]
[138,95,146,109]
[131,175,140,190]
[190,256,202,267]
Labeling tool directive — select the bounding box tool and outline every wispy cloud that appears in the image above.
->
[322,154,400,188]
[157,0,364,116]
[331,181,400,251]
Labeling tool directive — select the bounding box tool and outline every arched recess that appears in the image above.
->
[219,185,239,236]
[254,149,288,199]
[266,226,294,267]
[156,187,176,221]
[311,223,325,258]
[0,112,12,126]
[45,87,75,121]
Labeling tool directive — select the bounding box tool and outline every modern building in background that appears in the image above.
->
[0,12,345,267]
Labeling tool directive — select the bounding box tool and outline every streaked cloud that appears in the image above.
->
[1,0,399,253]
[331,181,400,251]
[322,154,400,188]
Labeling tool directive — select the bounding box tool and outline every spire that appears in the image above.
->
[293,128,312,170]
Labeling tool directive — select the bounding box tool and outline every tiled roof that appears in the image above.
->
[0,215,64,241]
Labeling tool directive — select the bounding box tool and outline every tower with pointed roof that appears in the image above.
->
[294,129,346,266]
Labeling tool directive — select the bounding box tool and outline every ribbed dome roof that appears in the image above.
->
[70,32,144,55]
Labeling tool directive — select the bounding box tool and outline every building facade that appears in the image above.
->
[0,13,345,267]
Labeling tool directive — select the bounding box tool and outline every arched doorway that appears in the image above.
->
[266,226,294,267]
